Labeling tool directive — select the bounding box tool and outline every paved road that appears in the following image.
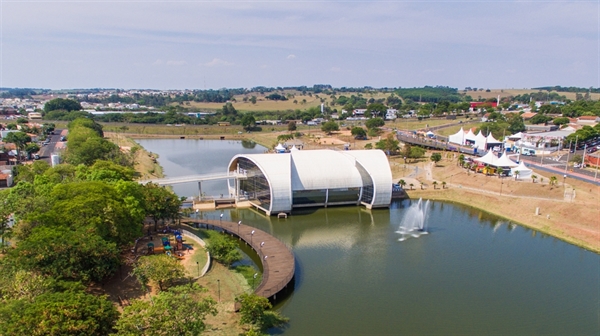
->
[38,129,64,164]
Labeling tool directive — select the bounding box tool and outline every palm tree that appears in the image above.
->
[531,174,537,183]
[540,177,544,184]
[496,167,504,178]
[458,154,465,167]
[549,176,558,187]
[442,181,447,189]
[514,170,520,181]
[432,181,438,189]
[409,183,414,190]
[399,179,406,189]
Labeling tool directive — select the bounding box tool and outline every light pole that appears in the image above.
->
[238,221,241,235]
[196,261,199,277]
[220,213,223,222]
[217,279,220,302]
[252,273,257,290]
[564,140,572,174]
[251,230,255,246]
[563,174,567,189]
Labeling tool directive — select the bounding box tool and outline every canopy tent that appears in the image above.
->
[474,151,518,168]
[474,131,488,149]
[426,131,435,138]
[465,129,476,142]
[508,132,524,140]
[486,133,502,145]
[290,145,299,151]
[511,161,532,179]
[274,143,286,153]
[495,152,518,168]
[448,127,465,145]
[474,150,498,166]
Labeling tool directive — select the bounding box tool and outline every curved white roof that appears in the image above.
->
[342,150,392,207]
[228,149,392,214]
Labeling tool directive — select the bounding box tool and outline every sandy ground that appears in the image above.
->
[390,153,600,253]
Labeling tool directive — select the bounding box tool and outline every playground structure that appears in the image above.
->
[146,229,192,260]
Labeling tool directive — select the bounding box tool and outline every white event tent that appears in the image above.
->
[474,151,518,168]
[448,127,466,145]
[511,161,532,179]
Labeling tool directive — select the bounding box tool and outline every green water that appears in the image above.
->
[138,139,600,335]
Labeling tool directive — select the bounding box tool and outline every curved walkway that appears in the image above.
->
[182,218,295,301]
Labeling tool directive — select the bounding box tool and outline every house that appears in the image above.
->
[27,112,42,120]
[520,112,537,120]
[385,109,398,120]
[0,171,13,188]
[576,116,600,125]
[353,109,366,116]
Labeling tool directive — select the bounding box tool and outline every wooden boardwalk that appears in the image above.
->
[182,218,295,301]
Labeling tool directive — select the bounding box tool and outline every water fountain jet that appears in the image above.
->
[396,198,430,241]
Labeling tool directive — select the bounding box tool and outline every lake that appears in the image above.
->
[136,139,600,335]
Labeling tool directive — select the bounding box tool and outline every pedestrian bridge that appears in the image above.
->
[137,171,246,186]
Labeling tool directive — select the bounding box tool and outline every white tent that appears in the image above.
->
[511,161,532,179]
[465,129,476,142]
[495,152,518,167]
[448,127,465,145]
[275,143,286,153]
[290,145,299,151]
[508,132,523,140]
[474,150,498,165]
[474,131,488,149]
[486,133,502,145]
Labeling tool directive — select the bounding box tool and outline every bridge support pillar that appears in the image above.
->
[198,182,202,201]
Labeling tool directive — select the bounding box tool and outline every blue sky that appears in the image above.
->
[1,0,598,90]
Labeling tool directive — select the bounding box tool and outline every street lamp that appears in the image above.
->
[251,230,255,245]
[238,221,241,235]
[217,279,220,302]
[219,213,223,222]
[196,261,199,277]
[563,174,567,189]
[252,273,257,290]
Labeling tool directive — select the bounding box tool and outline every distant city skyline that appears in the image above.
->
[2,1,598,90]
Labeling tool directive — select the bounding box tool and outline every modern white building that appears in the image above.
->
[227,149,392,215]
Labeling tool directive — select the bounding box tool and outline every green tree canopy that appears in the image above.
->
[43,98,82,113]
[11,226,120,283]
[351,127,366,138]
[236,293,289,331]
[321,121,339,134]
[114,285,216,336]
[375,134,399,154]
[132,254,185,291]
[430,152,442,166]
[0,290,118,336]
[205,233,242,266]
[365,117,385,130]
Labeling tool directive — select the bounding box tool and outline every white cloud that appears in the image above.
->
[287,54,296,59]
[166,60,187,66]
[203,58,233,67]
[152,59,164,66]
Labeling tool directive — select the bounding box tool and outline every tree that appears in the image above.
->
[532,174,537,183]
[399,179,406,189]
[458,154,465,167]
[0,290,118,336]
[11,226,120,283]
[287,121,297,132]
[442,181,447,189]
[250,96,257,104]
[133,254,185,291]
[514,170,520,181]
[236,293,289,331]
[43,98,82,113]
[241,113,256,131]
[206,233,242,266]
[351,127,367,138]
[549,176,558,187]
[409,146,426,161]
[432,181,438,189]
[365,117,385,130]
[142,182,182,232]
[366,103,387,118]
[375,134,399,154]
[321,121,339,134]
[430,153,442,166]
[24,143,40,158]
[496,167,504,178]
[409,183,414,190]
[4,132,31,163]
[115,285,216,336]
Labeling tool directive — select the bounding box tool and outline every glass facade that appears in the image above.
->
[328,187,361,203]
[293,189,327,205]
[237,158,271,209]
[356,163,374,204]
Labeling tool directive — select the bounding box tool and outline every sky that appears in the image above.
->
[1,0,598,90]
